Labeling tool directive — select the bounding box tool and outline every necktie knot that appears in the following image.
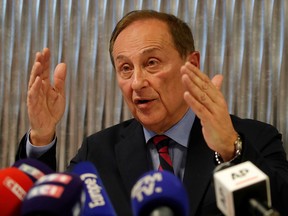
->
[152,135,170,152]
[151,135,174,174]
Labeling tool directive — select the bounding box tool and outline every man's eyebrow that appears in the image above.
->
[141,47,161,54]
[115,55,126,62]
[115,47,161,62]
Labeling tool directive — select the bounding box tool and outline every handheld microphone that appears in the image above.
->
[131,170,189,216]
[71,161,117,216]
[13,158,54,182]
[213,161,280,216]
[21,172,85,216]
[0,167,34,216]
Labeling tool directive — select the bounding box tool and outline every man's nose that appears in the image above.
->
[131,67,148,90]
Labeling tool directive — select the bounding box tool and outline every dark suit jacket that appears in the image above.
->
[16,115,288,216]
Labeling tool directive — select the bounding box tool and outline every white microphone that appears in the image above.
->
[213,161,279,216]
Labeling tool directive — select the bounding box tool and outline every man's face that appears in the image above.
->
[112,19,190,133]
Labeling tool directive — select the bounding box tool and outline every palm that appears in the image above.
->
[181,62,237,160]
[27,48,66,144]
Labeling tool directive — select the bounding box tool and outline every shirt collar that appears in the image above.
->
[143,109,195,147]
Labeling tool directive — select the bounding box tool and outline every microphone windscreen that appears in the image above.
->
[131,170,189,216]
[71,161,117,216]
[0,167,34,216]
[13,158,54,182]
[21,172,85,216]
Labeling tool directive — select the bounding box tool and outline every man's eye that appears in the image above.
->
[122,64,131,71]
[118,64,133,79]
[147,59,158,67]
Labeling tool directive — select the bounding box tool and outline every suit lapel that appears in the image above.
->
[183,117,216,215]
[115,120,151,194]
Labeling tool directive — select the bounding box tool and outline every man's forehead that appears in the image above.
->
[112,20,173,57]
[117,19,171,41]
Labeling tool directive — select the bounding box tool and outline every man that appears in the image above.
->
[16,10,288,215]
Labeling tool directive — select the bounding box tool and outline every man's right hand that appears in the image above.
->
[27,48,66,146]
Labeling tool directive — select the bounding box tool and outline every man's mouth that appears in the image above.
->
[134,99,155,105]
[137,100,149,104]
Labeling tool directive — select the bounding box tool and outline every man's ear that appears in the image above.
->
[187,51,200,68]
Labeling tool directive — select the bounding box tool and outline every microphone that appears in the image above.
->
[13,158,54,182]
[71,161,117,216]
[131,170,189,216]
[213,161,280,216]
[0,167,34,216]
[21,172,85,216]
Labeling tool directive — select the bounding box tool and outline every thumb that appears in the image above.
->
[211,74,223,90]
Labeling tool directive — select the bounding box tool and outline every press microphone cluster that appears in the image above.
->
[2,159,190,215]
[4,158,282,216]
[131,170,189,216]
[213,161,280,216]
[1,158,120,215]
[20,161,117,216]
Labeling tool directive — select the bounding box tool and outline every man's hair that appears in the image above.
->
[109,10,195,67]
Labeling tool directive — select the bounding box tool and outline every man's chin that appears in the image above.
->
[137,118,168,133]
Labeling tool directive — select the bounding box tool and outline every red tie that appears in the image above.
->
[152,135,174,174]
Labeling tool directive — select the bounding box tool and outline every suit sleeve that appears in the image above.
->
[237,121,288,215]
[15,134,57,171]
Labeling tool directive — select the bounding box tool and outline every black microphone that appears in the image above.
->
[21,172,85,216]
[213,161,280,216]
[131,170,189,216]
[13,158,54,182]
[71,161,117,216]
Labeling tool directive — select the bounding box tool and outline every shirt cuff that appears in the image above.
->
[26,131,56,158]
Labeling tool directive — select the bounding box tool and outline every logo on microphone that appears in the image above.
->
[26,184,65,199]
[231,168,249,180]
[3,176,26,200]
[80,173,106,208]
[131,172,163,202]
[18,163,45,180]
[37,173,73,185]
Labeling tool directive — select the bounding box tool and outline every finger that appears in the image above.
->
[183,89,212,121]
[181,63,215,111]
[42,48,50,62]
[27,76,42,107]
[30,48,46,89]
[40,48,51,80]
[53,63,67,96]
[181,62,217,98]
[35,48,50,63]
[211,74,223,90]
[34,48,50,80]
[182,73,213,107]
[34,51,43,63]
[181,62,221,104]
[28,62,43,90]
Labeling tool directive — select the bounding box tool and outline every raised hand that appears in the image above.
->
[181,61,238,161]
[27,48,66,146]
